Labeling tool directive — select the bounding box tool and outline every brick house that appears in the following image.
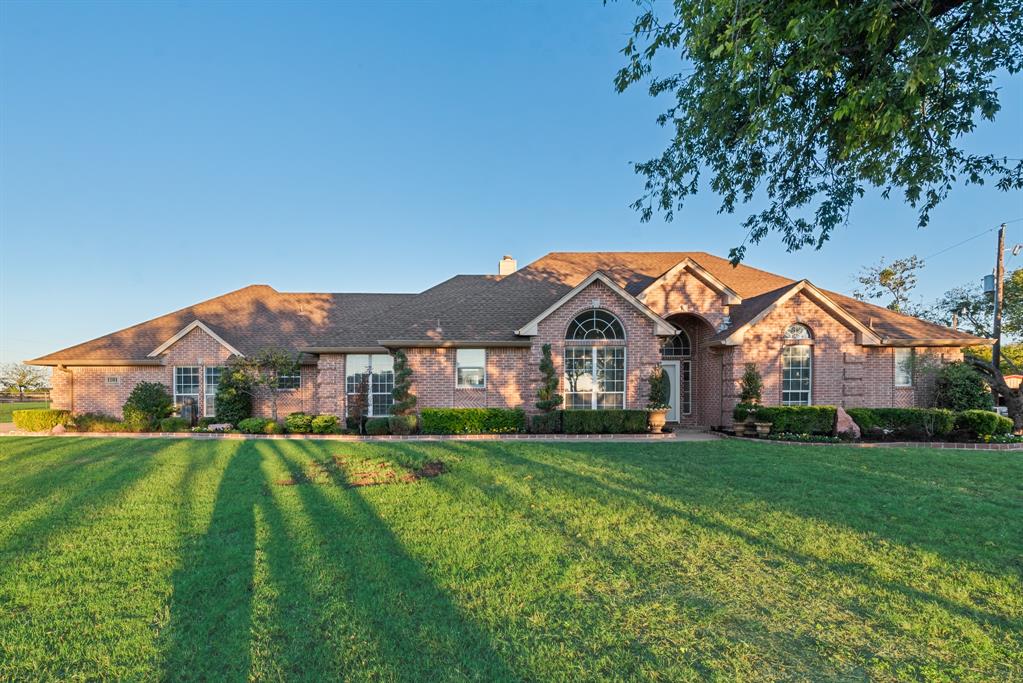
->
[28,252,989,428]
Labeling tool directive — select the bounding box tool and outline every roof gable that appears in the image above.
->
[148,320,244,358]
[514,271,678,337]
[636,257,742,305]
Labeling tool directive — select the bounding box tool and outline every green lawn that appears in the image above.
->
[0,438,1020,681]
[0,401,48,423]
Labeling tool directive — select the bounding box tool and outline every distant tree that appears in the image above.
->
[853,255,925,314]
[0,363,48,399]
[390,350,417,415]
[963,343,1023,374]
[924,268,1023,338]
[615,1,1023,262]
[229,347,300,422]
[535,344,563,412]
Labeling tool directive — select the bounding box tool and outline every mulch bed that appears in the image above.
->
[276,454,446,487]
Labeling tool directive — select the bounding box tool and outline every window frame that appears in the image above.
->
[277,371,301,391]
[661,331,692,359]
[894,348,914,387]
[345,353,395,417]
[204,366,225,418]
[563,345,627,410]
[173,366,201,408]
[781,345,812,406]
[455,348,487,389]
[566,309,626,341]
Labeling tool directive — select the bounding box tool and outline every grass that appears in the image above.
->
[0,438,1020,681]
[0,401,49,423]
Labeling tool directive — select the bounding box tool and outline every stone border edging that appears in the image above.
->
[725,434,1023,451]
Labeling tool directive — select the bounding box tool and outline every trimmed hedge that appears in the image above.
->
[159,417,190,432]
[285,412,314,434]
[420,408,526,435]
[847,408,956,440]
[365,417,390,436]
[237,417,282,434]
[12,409,72,432]
[72,413,126,432]
[733,404,837,435]
[562,409,648,434]
[311,415,340,435]
[955,409,1013,438]
[530,411,563,434]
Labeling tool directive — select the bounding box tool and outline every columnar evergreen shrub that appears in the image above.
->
[738,363,764,404]
[535,344,563,413]
[122,382,173,431]
[12,409,71,431]
[390,350,417,416]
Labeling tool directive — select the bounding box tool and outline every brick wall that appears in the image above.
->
[405,347,531,410]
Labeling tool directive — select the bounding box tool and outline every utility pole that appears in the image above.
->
[993,223,1006,392]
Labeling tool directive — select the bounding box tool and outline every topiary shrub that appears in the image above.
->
[311,414,340,434]
[159,416,190,432]
[388,414,418,435]
[955,409,1013,438]
[365,417,390,435]
[72,412,126,432]
[647,366,670,409]
[739,363,763,404]
[933,362,994,411]
[562,409,648,434]
[420,408,526,434]
[530,411,563,434]
[12,409,72,431]
[122,382,173,431]
[535,344,563,413]
[237,417,280,434]
[285,412,314,434]
[847,407,956,440]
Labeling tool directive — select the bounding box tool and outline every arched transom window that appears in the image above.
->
[564,310,626,410]
[566,309,625,340]
[784,323,812,340]
[660,331,691,359]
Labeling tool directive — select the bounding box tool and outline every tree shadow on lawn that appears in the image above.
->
[420,442,1022,677]
[0,439,167,559]
[264,439,519,681]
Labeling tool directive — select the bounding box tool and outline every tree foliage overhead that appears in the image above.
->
[616,0,1023,263]
[853,254,924,313]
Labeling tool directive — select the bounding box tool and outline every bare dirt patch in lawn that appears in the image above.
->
[276,454,445,487]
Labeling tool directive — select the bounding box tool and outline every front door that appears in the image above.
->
[660,360,680,422]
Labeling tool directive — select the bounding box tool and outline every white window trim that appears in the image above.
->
[563,345,627,410]
[681,359,692,416]
[455,349,487,389]
[781,345,812,406]
[278,371,302,391]
[173,366,201,408]
[204,366,224,418]
[894,348,914,387]
[346,354,394,417]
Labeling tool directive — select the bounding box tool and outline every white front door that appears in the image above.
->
[661,360,680,422]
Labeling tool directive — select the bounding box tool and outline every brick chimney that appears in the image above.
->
[499,255,517,276]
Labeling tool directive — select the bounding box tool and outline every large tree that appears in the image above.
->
[0,363,48,400]
[853,254,925,313]
[615,0,1023,262]
[228,347,301,422]
[924,268,1023,337]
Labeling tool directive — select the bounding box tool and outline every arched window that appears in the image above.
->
[660,331,691,359]
[784,323,812,340]
[782,323,812,405]
[564,310,625,410]
[566,309,625,340]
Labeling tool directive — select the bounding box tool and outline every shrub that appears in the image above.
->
[647,366,670,409]
[237,417,281,434]
[285,412,314,434]
[420,408,526,434]
[955,409,1013,438]
[530,411,563,434]
[765,432,842,443]
[122,382,173,431]
[562,409,648,434]
[732,405,836,435]
[159,416,191,432]
[933,362,994,411]
[72,412,126,432]
[535,344,563,412]
[311,414,340,434]
[739,363,763,404]
[388,414,418,435]
[12,409,72,431]
[847,408,956,440]
[390,350,417,415]
[365,417,391,435]
[214,368,252,424]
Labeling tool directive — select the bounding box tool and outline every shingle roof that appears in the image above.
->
[28,252,986,364]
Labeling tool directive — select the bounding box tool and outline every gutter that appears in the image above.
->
[25,358,166,367]
[376,339,533,349]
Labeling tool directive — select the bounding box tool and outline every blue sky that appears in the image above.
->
[1,0,1021,365]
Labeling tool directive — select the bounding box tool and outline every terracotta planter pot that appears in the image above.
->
[648,409,669,433]
[754,422,772,437]
[732,420,748,436]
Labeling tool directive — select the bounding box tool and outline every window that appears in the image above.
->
[204,366,224,418]
[456,349,486,388]
[661,332,691,358]
[784,323,812,340]
[680,361,692,416]
[781,346,812,405]
[105,376,121,386]
[278,372,301,390]
[174,367,200,408]
[894,348,914,387]
[564,346,626,409]
[346,354,394,416]
[567,309,625,340]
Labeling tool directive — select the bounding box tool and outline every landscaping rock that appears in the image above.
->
[834,407,860,439]
[50,424,66,435]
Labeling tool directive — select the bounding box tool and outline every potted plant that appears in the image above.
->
[736,363,765,436]
[647,366,671,432]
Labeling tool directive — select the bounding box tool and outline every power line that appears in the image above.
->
[924,218,1023,261]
